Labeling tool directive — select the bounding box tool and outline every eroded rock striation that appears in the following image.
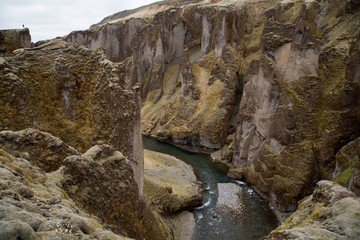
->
[1,0,360,238]
[65,0,245,152]
[232,0,360,212]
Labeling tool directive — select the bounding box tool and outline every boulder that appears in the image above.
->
[332,137,360,196]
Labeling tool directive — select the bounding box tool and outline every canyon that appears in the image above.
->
[1,0,360,239]
[64,0,360,212]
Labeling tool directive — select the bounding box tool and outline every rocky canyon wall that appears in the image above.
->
[0,39,170,239]
[232,0,360,212]
[65,0,247,152]
[0,39,144,193]
[0,28,31,56]
[62,0,360,212]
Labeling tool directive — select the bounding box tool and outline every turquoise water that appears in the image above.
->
[143,136,278,240]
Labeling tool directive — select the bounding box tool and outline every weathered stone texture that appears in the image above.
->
[264,181,360,240]
[62,144,168,240]
[0,128,169,240]
[0,128,78,172]
[4,0,357,217]
[0,28,31,56]
[232,0,360,212]
[64,1,246,152]
[61,0,360,212]
[0,146,131,240]
[0,39,143,193]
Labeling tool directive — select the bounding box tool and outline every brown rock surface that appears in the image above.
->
[0,28,31,56]
[0,148,132,240]
[61,0,360,212]
[232,0,360,211]
[64,0,245,151]
[264,181,360,240]
[61,144,168,240]
[332,137,360,196]
[2,0,359,225]
[0,128,78,172]
[0,39,143,192]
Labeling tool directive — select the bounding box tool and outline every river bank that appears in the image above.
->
[143,136,279,240]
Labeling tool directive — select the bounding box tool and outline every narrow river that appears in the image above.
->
[143,136,278,240]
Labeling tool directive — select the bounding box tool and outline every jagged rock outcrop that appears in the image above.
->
[0,28,31,56]
[264,181,360,240]
[0,147,131,240]
[332,137,360,196]
[0,129,169,240]
[0,128,79,172]
[0,39,143,193]
[61,144,168,240]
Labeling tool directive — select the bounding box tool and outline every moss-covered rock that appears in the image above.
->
[0,28,31,56]
[332,137,360,196]
[0,148,132,240]
[61,144,169,240]
[0,128,78,172]
[264,181,360,240]
[0,39,144,193]
[232,0,360,212]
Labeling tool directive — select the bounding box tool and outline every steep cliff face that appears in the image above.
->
[0,28,31,56]
[232,0,360,211]
[65,0,245,151]
[62,0,360,212]
[0,40,143,193]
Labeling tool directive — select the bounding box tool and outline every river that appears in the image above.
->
[143,136,278,240]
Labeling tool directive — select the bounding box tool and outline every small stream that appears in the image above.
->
[143,136,278,240]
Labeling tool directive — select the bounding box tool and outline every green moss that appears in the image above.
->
[301,207,321,224]
[59,188,70,200]
[309,25,323,39]
[332,168,354,185]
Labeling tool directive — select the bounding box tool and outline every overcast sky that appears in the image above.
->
[0,0,160,42]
